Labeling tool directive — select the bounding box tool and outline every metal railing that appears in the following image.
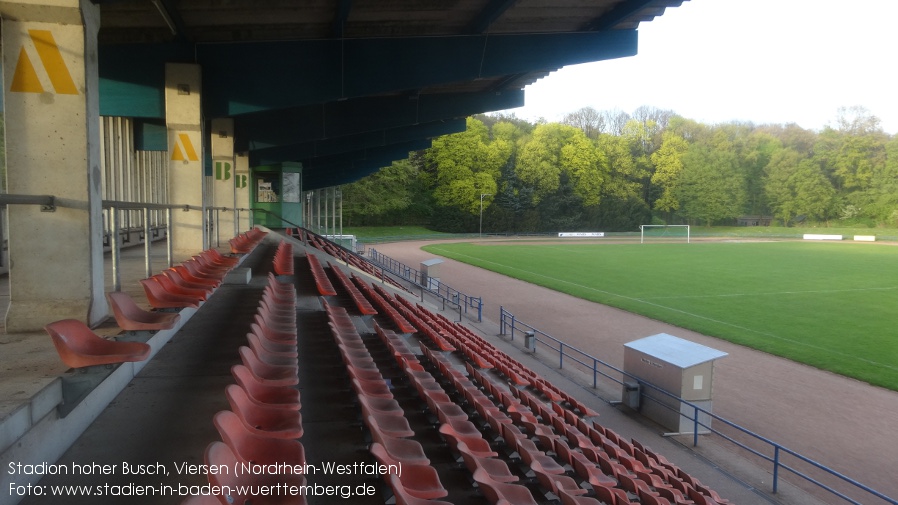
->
[367,248,483,322]
[0,193,251,290]
[499,307,897,505]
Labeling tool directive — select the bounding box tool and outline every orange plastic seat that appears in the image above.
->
[247,330,296,356]
[45,319,151,369]
[369,443,448,499]
[213,410,305,466]
[231,365,300,409]
[455,440,519,483]
[350,377,393,399]
[139,278,201,309]
[225,384,303,439]
[531,459,588,497]
[252,317,297,343]
[239,346,298,387]
[438,423,497,458]
[205,442,307,505]
[365,412,415,438]
[472,468,541,505]
[106,291,180,331]
[153,273,209,300]
[162,268,216,293]
[368,428,430,466]
[388,474,454,505]
[593,483,631,505]
[558,488,605,505]
[246,335,297,366]
[170,265,220,288]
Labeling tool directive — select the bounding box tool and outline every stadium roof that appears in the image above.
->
[95,0,687,189]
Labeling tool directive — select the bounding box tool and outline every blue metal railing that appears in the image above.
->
[368,248,483,322]
[499,306,897,505]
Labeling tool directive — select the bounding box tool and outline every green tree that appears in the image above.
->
[764,150,835,225]
[341,158,420,225]
[425,117,504,215]
[650,130,689,214]
[515,123,607,206]
[675,143,746,226]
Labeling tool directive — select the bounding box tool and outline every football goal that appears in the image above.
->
[640,224,690,243]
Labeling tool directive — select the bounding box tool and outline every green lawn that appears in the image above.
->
[422,241,898,391]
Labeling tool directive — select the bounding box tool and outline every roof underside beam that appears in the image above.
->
[98,30,635,118]
[235,90,524,151]
[248,119,465,166]
[583,0,660,31]
[301,139,434,190]
[467,0,519,33]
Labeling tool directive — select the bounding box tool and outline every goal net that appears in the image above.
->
[640,225,690,243]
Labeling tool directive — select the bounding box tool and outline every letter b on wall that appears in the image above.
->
[215,161,232,181]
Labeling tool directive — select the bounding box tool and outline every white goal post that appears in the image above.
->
[640,225,690,243]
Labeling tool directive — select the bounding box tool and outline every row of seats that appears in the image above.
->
[355,277,417,333]
[306,252,337,296]
[304,230,409,292]
[140,248,239,309]
[323,303,452,505]
[327,261,377,315]
[183,263,307,505]
[273,240,295,276]
[229,227,268,254]
[43,230,268,369]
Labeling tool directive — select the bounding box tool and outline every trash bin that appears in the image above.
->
[623,381,641,409]
[524,330,535,352]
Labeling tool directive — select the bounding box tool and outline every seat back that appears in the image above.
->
[213,410,305,466]
[106,291,180,331]
[45,319,151,368]
[231,364,300,408]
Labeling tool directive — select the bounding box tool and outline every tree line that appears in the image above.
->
[342,106,898,232]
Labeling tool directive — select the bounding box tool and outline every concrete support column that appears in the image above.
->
[1,0,105,332]
[210,118,235,243]
[235,153,250,232]
[165,63,205,258]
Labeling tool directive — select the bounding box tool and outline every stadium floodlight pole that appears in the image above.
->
[480,193,491,238]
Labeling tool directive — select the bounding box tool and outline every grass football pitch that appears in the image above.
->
[421,240,898,391]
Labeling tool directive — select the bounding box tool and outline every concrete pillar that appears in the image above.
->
[1,0,105,332]
[211,118,235,243]
[165,63,205,258]
[235,153,250,232]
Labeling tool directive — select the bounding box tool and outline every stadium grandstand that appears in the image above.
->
[0,2,890,505]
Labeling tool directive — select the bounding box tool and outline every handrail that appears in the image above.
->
[499,307,897,505]
[367,248,482,322]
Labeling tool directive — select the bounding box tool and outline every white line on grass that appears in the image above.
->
[429,246,898,373]
[643,286,898,300]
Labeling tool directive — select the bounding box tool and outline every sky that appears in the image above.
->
[501,0,898,134]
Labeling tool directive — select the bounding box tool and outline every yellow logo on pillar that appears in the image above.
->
[10,30,78,95]
[171,133,200,162]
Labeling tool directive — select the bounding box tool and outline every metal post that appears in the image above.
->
[693,405,700,447]
[772,446,780,494]
[143,208,152,278]
[593,358,598,388]
[479,193,491,238]
[111,208,122,291]
[166,207,174,267]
